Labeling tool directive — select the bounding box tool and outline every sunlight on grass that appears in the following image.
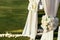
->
[7,29,23,33]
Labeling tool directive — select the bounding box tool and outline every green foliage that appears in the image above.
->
[0,37,30,40]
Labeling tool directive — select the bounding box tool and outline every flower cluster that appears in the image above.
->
[41,15,59,32]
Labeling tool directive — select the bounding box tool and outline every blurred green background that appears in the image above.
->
[0,0,28,32]
[0,0,60,40]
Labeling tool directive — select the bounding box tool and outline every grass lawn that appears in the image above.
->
[0,0,60,40]
[0,0,28,32]
[0,0,30,40]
